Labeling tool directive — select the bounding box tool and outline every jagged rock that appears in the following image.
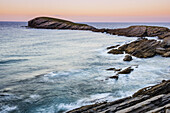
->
[28,17,96,30]
[133,80,170,97]
[118,67,134,74]
[106,68,121,72]
[123,55,133,61]
[158,32,170,39]
[108,49,124,54]
[67,80,170,113]
[107,45,120,50]
[117,39,161,58]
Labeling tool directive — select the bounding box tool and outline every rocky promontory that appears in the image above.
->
[67,80,170,113]
[28,17,96,30]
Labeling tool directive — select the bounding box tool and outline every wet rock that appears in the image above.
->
[106,68,121,72]
[109,75,119,79]
[123,55,132,61]
[67,80,170,113]
[107,45,120,50]
[118,67,134,74]
[133,80,170,97]
[108,49,124,54]
[28,17,96,30]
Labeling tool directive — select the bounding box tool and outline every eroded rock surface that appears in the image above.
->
[108,38,170,58]
[67,80,170,113]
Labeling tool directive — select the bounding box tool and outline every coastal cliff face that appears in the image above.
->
[67,80,170,113]
[28,17,96,30]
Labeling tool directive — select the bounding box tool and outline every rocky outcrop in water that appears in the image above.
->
[108,38,170,58]
[28,17,96,30]
[67,80,170,113]
[123,55,133,61]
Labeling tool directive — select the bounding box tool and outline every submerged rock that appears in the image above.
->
[106,68,121,72]
[67,80,170,113]
[118,67,134,74]
[28,17,96,30]
[123,55,133,61]
[109,75,119,79]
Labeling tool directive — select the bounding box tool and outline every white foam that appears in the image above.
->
[0,105,17,113]
[56,93,115,112]
[30,94,40,99]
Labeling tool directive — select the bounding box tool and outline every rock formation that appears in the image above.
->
[28,17,96,30]
[123,55,133,61]
[108,38,170,58]
[67,80,170,113]
[93,26,170,38]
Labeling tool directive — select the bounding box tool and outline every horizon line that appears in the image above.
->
[0,20,170,23]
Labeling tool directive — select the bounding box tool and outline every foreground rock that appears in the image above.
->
[67,80,170,113]
[28,17,96,30]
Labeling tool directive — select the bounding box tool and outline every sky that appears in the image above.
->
[0,0,170,22]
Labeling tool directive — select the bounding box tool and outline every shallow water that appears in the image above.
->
[0,22,170,113]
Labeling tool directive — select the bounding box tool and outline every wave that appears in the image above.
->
[0,59,28,65]
[0,105,17,113]
[56,93,115,112]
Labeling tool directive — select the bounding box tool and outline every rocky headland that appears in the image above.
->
[28,17,170,112]
[28,17,96,30]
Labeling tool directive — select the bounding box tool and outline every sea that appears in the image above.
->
[0,22,170,113]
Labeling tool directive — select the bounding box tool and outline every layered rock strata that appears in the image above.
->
[67,80,170,113]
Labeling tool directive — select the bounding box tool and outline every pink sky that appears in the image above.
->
[0,0,170,22]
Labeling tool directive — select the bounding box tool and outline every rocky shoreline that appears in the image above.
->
[67,80,170,113]
[28,17,170,113]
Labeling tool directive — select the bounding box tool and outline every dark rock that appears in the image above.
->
[118,39,161,58]
[133,80,170,97]
[92,28,108,33]
[109,75,119,79]
[107,45,120,50]
[28,17,96,30]
[123,55,133,61]
[158,32,170,39]
[106,68,121,72]
[108,49,124,54]
[67,80,170,113]
[105,26,169,37]
[118,67,134,74]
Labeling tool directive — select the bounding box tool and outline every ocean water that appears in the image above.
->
[0,22,170,113]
